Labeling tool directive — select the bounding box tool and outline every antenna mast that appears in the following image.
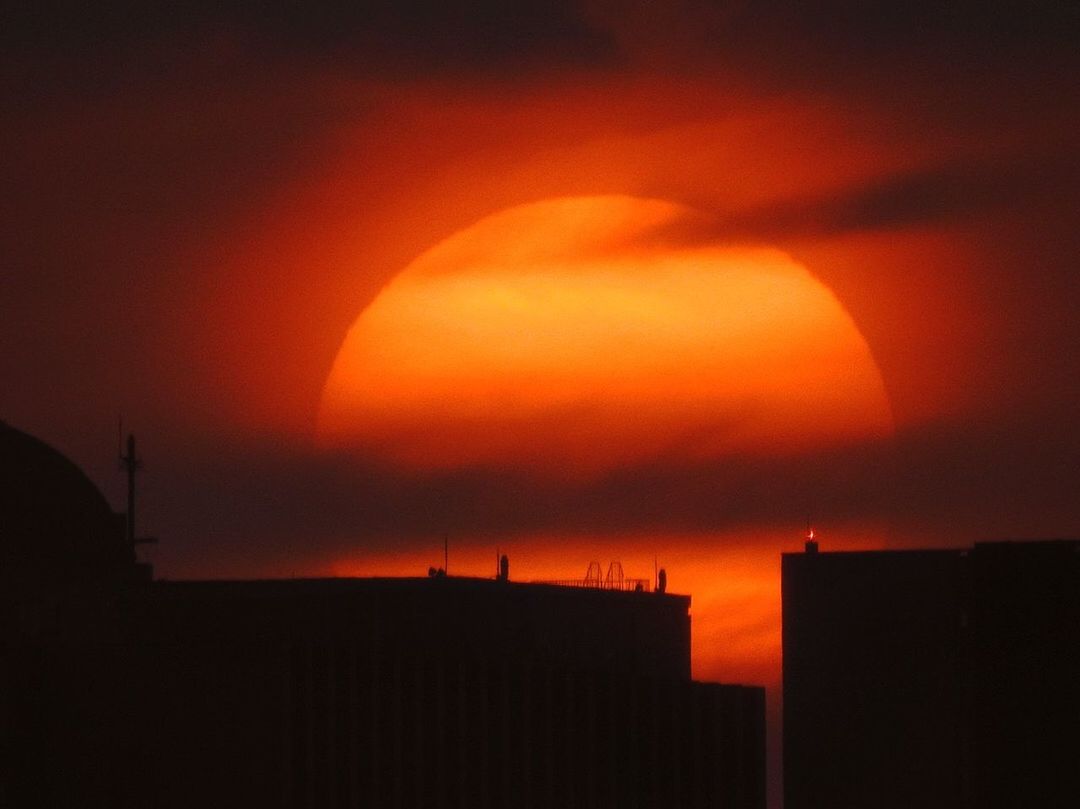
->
[119,429,141,551]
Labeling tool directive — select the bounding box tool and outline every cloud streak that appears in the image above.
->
[646,146,1080,247]
[139,403,1078,578]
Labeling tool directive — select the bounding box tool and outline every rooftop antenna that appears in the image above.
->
[119,418,157,560]
[605,561,625,589]
[584,561,602,587]
[443,532,449,576]
[118,418,141,550]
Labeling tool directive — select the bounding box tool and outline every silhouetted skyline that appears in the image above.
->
[1,420,765,808]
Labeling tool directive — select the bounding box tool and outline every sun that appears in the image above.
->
[318,195,893,474]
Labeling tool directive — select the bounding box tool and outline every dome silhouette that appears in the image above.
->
[0,420,129,572]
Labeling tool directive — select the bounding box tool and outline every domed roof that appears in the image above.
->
[0,420,131,571]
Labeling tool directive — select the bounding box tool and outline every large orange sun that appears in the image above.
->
[318,196,893,472]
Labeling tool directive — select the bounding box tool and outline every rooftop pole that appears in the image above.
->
[120,431,140,551]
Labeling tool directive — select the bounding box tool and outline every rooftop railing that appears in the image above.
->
[531,577,652,592]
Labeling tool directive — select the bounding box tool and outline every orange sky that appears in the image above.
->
[192,79,991,437]
[309,193,895,698]
[5,11,1080,807]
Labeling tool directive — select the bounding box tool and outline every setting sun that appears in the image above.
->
[318,195,893,474]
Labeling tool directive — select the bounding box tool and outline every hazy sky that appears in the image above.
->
[4,6,1079,803]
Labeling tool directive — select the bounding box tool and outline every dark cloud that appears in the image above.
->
[137,402,1079,576]
[2,0,614,89]
[679,147,1080,240]
[3,0,599,51]
[5,1,1079,101]
[9,1,1077,56]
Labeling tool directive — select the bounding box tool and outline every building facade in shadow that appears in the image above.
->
[782,539,1080,809]
[0,421,765,809]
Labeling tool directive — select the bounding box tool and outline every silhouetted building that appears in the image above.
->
[0,420,133,577]
[0,421,765,809]
[783,539,1080,809]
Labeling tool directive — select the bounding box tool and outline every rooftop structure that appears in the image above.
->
[0,420,130,575]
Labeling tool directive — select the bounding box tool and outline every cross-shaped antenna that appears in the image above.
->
[119,421,156,554]
[119,421,141,549]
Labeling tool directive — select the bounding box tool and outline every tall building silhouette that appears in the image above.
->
[0,421,765,808]
[783,539,1080,809]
